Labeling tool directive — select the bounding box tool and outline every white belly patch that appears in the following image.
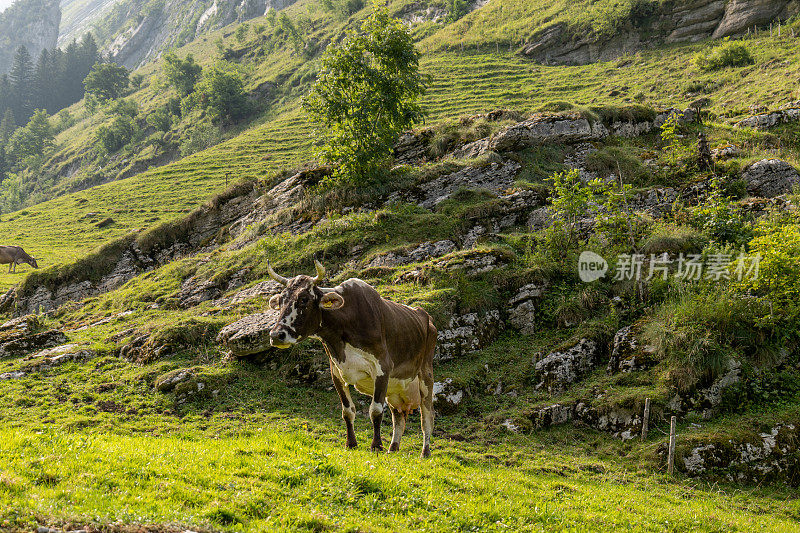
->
[331,344,421,412]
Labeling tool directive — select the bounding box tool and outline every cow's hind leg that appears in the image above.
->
[420,377,434,458]
[420,322,436,458]
[329,359,357,449]
[388,407,407,452]
[370,374,389,452]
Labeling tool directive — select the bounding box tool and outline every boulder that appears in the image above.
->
[508,283,548,335]
[367,240,457,268]
[0,316,67,359]
[413,161,521,209]
[22,343,95,371]
[529,403,573,429]
[680,423,799,485]
[534,338,599,394]
[155,369,195,392]
[606,324,656,374]
[735,108,800,130]
[436,310,503,361]
[573,401,644,441]
[742,159,800,198]
[432,378,466,414]
[216,311,279,358]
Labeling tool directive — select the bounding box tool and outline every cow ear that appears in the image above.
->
[319,292,344,310]
[269,294,281,310]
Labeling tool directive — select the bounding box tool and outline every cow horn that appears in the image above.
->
[266,261,288,286]
[311,259,326,285]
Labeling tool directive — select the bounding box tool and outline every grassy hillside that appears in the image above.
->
[0,4,799,530]
[3,4,800,289]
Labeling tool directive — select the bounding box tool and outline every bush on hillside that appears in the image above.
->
[83,62,130,103]
[95,115,137,154]
[188,63,250,124]
[643,289,776,392]
[694,42,754,71]
[738,222,800,335]
[163,52,202,97]
[304,8,428,186]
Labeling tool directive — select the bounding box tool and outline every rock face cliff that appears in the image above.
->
[523,0,800,65]
[93,0,299,70]
[0,0,61,74]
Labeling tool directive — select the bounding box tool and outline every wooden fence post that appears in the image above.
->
[667,416,677,475]
[641,398,651,440]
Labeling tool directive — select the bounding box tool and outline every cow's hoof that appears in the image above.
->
[388,442,400,452]
[371,443,384,452]
[346,439,358,449]
[421,445,431,458]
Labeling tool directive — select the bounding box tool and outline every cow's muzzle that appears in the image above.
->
[269,328,295,349]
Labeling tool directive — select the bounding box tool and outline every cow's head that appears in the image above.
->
[29,257,39,269]
[266,260,344,348]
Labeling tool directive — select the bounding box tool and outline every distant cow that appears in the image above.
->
[0,246,38,273]
[267,260,437,457]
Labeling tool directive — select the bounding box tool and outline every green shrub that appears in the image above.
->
[738,222,800,334]
[642,289,776,392]
[694,42,754,71]
[584,146,651,185]
[95,115,137,154]
[641,224,707,256]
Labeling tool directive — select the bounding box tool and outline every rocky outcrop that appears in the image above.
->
[522,0,799,65]
[534,338,599,394]
[216,311,279,358]
[1,180,262,316]
[508,283,548,335]
[436,310,503,361]
[432,378,466,414]
[668,359,743,419]
[742,159,800,198]
[735,107,800,130]
[367,240,457,268]
[102,0,302,69]
[21,343,95,372]
[0,0,61,75]
[528,399,646,441]
[606,324,656,374]
[680,424,799,485]
[457,109,689,158]
[405,160,521,209]
[0,315,66,359]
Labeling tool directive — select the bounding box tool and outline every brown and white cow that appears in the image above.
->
[0,246,39,273]
[266,260,437,457]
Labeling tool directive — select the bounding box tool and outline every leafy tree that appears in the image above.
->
[163,52,203,97]
[95,115,137,154]
[191,63,250,123]
[84,62,130,103]
[236,23,250,43]
[446,0,470,22]
[303,9,428,185]
[146,106,172,132]
[6,109,54,162]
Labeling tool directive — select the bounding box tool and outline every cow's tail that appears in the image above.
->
[419,317,436,458]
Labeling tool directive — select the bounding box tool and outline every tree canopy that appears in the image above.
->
[303,8,428,185]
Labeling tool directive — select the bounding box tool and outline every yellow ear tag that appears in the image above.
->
[323,301,334,308]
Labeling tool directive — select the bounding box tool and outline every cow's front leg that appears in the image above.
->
[329,359,357,449]
[370,374,389,452]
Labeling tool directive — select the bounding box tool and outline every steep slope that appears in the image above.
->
[84,0,300,69]
[423,0,800,65]
[0,0,61,73]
